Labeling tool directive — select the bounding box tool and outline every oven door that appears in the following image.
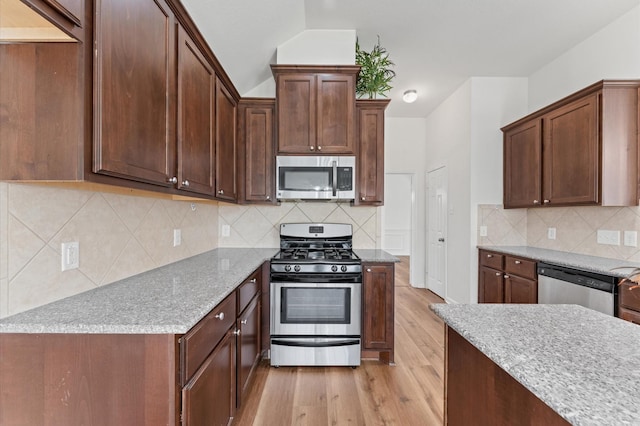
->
[270,281,361,337]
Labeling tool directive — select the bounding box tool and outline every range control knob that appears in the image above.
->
[341,265,348,272]
[331,265,338,272]
[284,265,292,272]
[294,265,301,272]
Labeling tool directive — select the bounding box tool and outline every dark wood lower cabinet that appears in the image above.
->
[362,262,395,364]
[182,330,235,426]
[237,296,261,407]
[446,326,569,425]
[478,250,537,304]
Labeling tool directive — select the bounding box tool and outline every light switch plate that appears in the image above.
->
[173,229,181,247]
[597,230,620,246]
[624,231,638,247]
[547,227,556,240]
[61,242,79,271]
[222,224,231,237]
[479,226,488,237]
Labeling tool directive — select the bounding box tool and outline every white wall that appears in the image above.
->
[528,5,640,111]
[385,117,427,286]
[277,30,356,65]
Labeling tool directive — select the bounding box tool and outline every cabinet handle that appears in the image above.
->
[504,274,510,279]
[167,176,177,184]
[241,319,248,325]
[218,189,224,195]
[514,260,521,265]
[182,180,190,187]
[309,146,315,151]
[215,312,225,320]
[495,272,501,276]
[250,278,257,283]
[317,146,322,151]
[543,199,550,204]
[366,268,372,272]
[233,329,241,336]
[533,199,540,204]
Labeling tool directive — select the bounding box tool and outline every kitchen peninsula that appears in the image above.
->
[432,304,640,425]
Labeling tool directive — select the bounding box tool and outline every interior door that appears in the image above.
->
[427,166,447,298]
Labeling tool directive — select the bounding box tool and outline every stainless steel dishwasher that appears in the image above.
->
[537,262,619,316]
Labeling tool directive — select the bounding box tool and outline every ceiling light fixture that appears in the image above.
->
[402,90,418,103]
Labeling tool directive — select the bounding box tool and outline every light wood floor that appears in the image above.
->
[233,257,446,426]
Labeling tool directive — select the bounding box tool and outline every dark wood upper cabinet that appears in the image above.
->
[215,78,238,202]
[271,65,359,155]
[177,24,215,196]
[43,0,83,27]
[355,99,390,205]
[237,98,276,204]
[93,0,176,187]
[502,80,639,208]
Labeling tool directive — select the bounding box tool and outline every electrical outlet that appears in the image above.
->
[597,230,620,246]
[479,226,488,237]
[624,231,638,247]
[173,229,181,247]
[222,225,231,237]
[547,227,556,240]
[61,242,79,271]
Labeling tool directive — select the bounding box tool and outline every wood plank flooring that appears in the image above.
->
[232,256,446,426]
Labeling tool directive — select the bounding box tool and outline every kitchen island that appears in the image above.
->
[431,304,640,425]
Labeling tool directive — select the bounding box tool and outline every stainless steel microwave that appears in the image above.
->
[276,156,356,201]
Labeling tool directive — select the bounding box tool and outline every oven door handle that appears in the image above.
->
[271,339,360,348]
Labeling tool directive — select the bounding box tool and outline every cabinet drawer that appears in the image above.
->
[504,256,536,280]
[181,292,236,385]
[479,251,503,270]
[620,282,640,311]
[238,269,260,314]
[619,306,640,325]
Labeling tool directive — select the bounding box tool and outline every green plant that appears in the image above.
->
[355,36,396,99]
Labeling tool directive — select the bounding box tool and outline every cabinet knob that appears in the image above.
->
[218,189,224,195]
[487,254,493,258]
[167,176,177,184]
[543,199,550,204]
[250,278,257,283]
[233,329,241,336]
[495,272,501,276]
[317,146,322,151]
[361,197,366,201]
[215,312,225,320]
[366,268,372,272]
[266,195,271,200]
[504,274,510,279]
[182,180,190,187]
[309,146,315,151]
[241,319,248,325]
[514,260,521,265]
[533,199,540,204]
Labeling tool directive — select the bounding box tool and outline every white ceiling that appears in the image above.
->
[183,0,639,117]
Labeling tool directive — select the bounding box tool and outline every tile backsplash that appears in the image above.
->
[478,204,640,262]
[0,183,219,318]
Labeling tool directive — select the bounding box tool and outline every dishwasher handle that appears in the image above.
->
[537,262,618,293]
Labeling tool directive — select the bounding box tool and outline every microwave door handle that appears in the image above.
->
[332,161,338,196]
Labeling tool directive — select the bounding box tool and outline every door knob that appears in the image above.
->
[438,238,445,242]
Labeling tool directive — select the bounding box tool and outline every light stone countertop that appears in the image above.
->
[0,248,277,335]
[431,303,640,426]
[354,249,399,263]
[478,245,640,277]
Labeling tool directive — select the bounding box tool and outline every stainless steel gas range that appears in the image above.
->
[270,223,362,367]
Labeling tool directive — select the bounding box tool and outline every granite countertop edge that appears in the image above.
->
[478,245,640,277]
[431,303,640,425]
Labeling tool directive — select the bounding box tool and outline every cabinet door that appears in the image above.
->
[542,94,599,206]
[619,307,640,325]
[316,74,355,154]
[276,73,316,153]
[238,100,276,203]
[505,275,537,304]
[356,100,388,205]
[182,330,235,426]
[177,25,215,196]
[236,296,260,407]
[478,266,504,303]
[94,0,176,187]
[362,263,394,352]
[215,79,237,201]
[503,119,542,208]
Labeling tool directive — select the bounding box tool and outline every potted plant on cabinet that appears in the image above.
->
[355,36,396,99]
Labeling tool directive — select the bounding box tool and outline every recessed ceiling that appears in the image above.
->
[183,0,640,117]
